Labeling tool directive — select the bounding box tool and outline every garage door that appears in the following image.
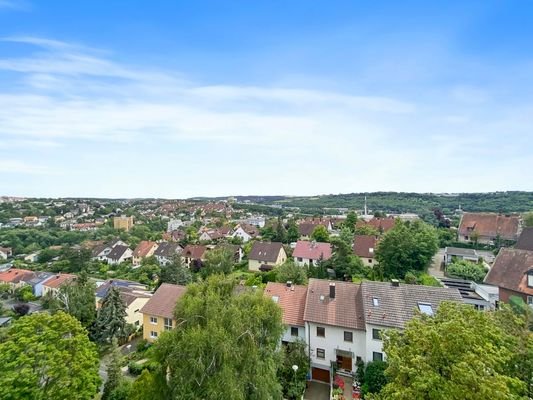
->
[312,367,330,383]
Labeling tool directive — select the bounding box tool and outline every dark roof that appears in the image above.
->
[440,278,484,300]
[458,213,520,240]
[107,245,130,261]
[140,283,187,319]
[484,248,533,296]
[353,235,378,258]
[303,279,365,330]
[91,243,109,257]
[360,281,463,329]
[264,282,307,326]
[153,242,182,258]
[182,245,207,260]
[96,279,147,299]
[249,242,284,263]
[298,222,320,237]
[516,227,533,251]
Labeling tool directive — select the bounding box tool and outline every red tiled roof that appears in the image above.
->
[182,245,207,260]
[353,235,378,258]
[140,283,187,319]
[303,279,365,330]
[293,241,332,261]
[458,213,520,241]
[484,248,533,296]
[356,217,396,233]
[133,241,157,258]
[264,282,307,326]
[42,273,76,289]
[0,268,34,284]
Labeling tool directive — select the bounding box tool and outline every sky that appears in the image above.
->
[0,1,532,198]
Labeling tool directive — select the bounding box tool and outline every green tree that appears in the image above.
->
[102,341,124,400]
[159,256,192,286]
[361,361,388,396]
[447,259,487,282]
[202,247,234,278]
[344,211,358,231]
[275,260,307,285]
[286,220,299,243]
[152,275,284,399]
[375,302,527,400]
[56,271,96,328]
[311,225,330,242]
[354,224,380,236]
[128,370,168,400]
[274,217,287,243]
[375,220,438,279]
[14,285,35,302]
[339,226,355,246]
[94,286,127,344]
[329,237,366,280]
[278,340,310,399]
[0,312,100,400]
[523,212,533,227]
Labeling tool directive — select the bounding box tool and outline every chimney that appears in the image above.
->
[329,282,336,299]
[391,279,400,287]
[286,281,293,288]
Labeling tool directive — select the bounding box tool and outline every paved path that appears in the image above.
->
[428,248,445,279]
[304,381,330,400]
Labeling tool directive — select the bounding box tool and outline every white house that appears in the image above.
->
[167,219,184,232]
[292,241,332,267]
[0,247,13,260]
[106,245,133,265]
[232,226,253,243]
[91,239,128,262]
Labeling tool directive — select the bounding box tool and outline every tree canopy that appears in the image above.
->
[447,259,487,282]
[275,260,307,285]
[152,275,284,400]
[311,225,330,242]
[201,247,234,278]
[93,286,128,344]
[0,312,100,400]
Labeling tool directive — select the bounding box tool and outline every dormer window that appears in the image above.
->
[527,269,533,288]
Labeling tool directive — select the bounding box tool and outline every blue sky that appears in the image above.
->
[0,1,532,198]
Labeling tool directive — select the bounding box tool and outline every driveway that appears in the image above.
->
[304,381,330,400]
[428,248,445,279]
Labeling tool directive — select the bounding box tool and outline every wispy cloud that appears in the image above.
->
[0,0,30,11]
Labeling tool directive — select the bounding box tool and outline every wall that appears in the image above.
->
[281,324,306,343]
[142,313,174,342]
[364,323,387,362]
[126,297,150,326]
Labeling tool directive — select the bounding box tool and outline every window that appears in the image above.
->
[164,318,173,331]
[372,328,382,340]
[297,257,303,262]
[528,271,533,288]
[134,320,139,326]
[417,302,434,316]
[150,331,158,339]
[316,326,325,337]
[528,296,533,306]
[474,304,485,311]
[150,316,158,324]
[372,297,379,306]
[291,327,299,337]
[271,295,279,303]
[368,259,372,263]
[316,348,325,359]
[344,331,353,342]
[373,352,383,362]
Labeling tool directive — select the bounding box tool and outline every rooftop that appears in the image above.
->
[140,283,187,319]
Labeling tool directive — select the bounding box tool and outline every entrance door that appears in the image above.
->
[337,355,352,371]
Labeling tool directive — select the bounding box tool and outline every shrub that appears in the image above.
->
[13,303,30,316]
[136,339,149,353]
[404,271,417,284]
[128,361,144,376]
[447,260,487,282]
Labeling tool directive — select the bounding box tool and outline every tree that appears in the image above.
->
[361,361,388,396]
[523,212,533,227]
[328,237,366,280]
[311,225,329,242]
[278,340,310,399]
[102,342,124,400]
[339,226,355,246]
[375,220,438,279]
[0,312,100,400]
[344,211,358,231]
[14,285,35,302]
[286,220,299,243]
[354,224,380,236]
[274,217,287,243]
[375,302,527,400]
[202,247,234,278]
[57,271,96,328]
[128,370,168,400]
[94,286,127,344]
[447,259,487,282]
[152,275,284,399]
[275,260,307,285]
[12,303,30,316]
[159,256,192,286]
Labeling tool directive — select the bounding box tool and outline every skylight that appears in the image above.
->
[372,297,379,306]
[418,302,434,316]
[272,295,279,303]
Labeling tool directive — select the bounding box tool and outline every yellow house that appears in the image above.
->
[113,216,134,231]
[248,242,287,272]
[140,283,187,342]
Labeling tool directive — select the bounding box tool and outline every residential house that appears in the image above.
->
[231,223,259,243]
[153,242,182,266]
[163,230,186,242]
[516,227,533,251]
[444,246,479,265]
[96,279,151,327]
[199,229,225,242]
[167,219,184,232]
[298,220,332,240]
[182,245,207,269]
[106,245,133,265]
[458,213,521,244]
[91,239,128,262]
[132,241,158,265]
[218,243,244,263]
[304,279,366,382]
[71,222,101,232]
[113,216,134,232]
[42,273,76,297]
[264,281,307,343]
[0,247,12,260]
[25,271,54,297]
[0,268,34,290]
[356,217,396,235]
[484,248,533,306]
[140,283,187,342]
[248,242,287,272]
[353,235,378,267]
[293,241,332,267]
[440,277,498,310]
[246,215,266,228]
[24,252,40,263]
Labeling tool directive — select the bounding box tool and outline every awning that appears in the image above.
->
[335,349,353,358]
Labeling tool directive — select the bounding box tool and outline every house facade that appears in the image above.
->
[140,283,187,342]
[132,241,158,266]
[153,242,182,266]
[113,216,134,231]
[353,235,378,267]
[0,247,12,260]
[293,241,332,267]
[248,242,287,272]
[41,273,77,297]
[444,246,479,265]
[458,213,521,244]
[106,245,133,265]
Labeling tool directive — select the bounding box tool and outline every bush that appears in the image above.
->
[13,303,30,316]
[128,361,144,376]
[136,339,149,353]
[447,260,487,282]
[404,271,417,284]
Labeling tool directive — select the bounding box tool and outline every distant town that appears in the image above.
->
[0,193,531,399]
